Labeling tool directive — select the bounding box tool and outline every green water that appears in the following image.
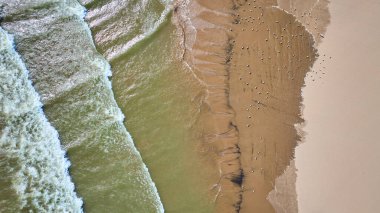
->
[111,22,216,212]
[1,1,163,212]
[0,0,218,211]
[82,0,218,211]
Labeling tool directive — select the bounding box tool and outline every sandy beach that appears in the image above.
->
[2,0,379,212]
[175,0,316,212]
[296,0,380,212]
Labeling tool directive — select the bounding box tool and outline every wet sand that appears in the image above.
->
[174,0,316,212]
[297,0,380,212]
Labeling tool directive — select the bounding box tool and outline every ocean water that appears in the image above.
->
[110,24,216,212]
[81,0,218,212]
[0,27,82,212]
[0,0,220,211]
[0,0,163,212]
[80,0,172,61]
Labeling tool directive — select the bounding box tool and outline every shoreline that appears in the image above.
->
[174,0,317,212]
[174,0,243,211]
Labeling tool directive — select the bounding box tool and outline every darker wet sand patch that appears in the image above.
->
[174,0,317,212]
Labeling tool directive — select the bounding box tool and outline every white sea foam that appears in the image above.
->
[0,0,165,211]
[77,0,164,211]
[0,27,83,212]
[74,0,165,210]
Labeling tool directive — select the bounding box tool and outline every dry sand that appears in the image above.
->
[297,0,380,212]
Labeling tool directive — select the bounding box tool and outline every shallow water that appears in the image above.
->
[81,0,219,211]
[111,23,216,212]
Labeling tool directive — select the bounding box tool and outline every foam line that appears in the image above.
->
[0,27,83,212]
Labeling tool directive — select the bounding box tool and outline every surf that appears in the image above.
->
[0,0,164,212]
[0,27,83,212]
